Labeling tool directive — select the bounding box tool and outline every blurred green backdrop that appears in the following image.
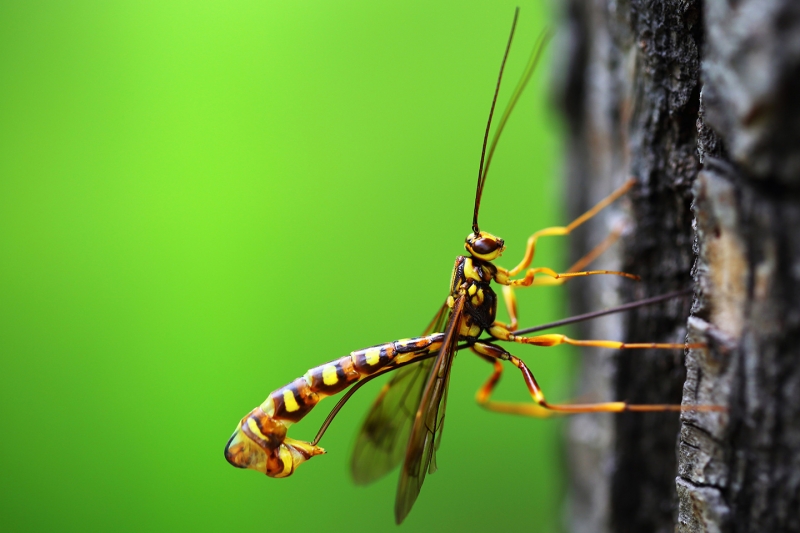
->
[0,1,573,531]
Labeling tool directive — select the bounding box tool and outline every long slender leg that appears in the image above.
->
[507,178,636,277]
[487,321,704,350]
[493,285,519,332]
[507,266,640,288]
[508,331,704,350]
[493,263,691,351]
[530,222,626,287]
[472,341,723,414]
[473,349,556,417]
[497,223,626,326]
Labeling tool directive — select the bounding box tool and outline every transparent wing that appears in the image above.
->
[428,367,451,475]
[349,358,434,485]
[349,301,451,485]
[421,300,450,338]
[394,296,464,524]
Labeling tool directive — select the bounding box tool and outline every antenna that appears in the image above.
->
[472,11,553,234]
[472,7,519,235]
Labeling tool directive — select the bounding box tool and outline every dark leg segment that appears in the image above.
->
[473,349,555,417]
[471,341,723,414]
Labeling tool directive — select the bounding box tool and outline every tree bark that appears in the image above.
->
[559,1,800,532]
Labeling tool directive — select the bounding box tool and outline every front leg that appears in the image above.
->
[494,264,639,288]
[506,178,636,277]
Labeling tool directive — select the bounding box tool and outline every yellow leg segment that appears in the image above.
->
[473,350,555,418]
[510,266,640,288]
[531,222,628,286]
[487,316,705,350]
[491,329,705,351]
[508,178,636,277]
[495,285,519,332]
[472,341,724,415]
[513,332,705,350]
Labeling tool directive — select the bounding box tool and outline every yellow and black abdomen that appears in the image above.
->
[224,333,445,478]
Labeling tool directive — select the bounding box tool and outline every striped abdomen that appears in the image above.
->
[224,333,445,478]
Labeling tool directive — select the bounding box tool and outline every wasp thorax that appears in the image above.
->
[465,231,505,261]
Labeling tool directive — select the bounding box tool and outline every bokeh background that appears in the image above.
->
[0,1,574,531]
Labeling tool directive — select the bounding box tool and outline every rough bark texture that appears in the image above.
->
[559,1,800,532]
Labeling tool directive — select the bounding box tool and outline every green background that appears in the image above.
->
[0,1,574,531]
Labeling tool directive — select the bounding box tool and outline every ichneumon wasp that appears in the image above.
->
[224,9,721,524]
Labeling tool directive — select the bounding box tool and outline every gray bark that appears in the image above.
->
[559,1,800,532]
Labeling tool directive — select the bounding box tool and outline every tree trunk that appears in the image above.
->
[559,1,800,532]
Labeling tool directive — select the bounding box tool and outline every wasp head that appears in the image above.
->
[465,231,505,261]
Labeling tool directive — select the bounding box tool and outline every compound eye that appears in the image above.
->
[472,237,500,255]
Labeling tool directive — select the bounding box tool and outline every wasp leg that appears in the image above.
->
[507,178,635,277]
[506,266,639,288]
[492,285,519,332]
[529,222,626,287]
[472,341,724,414]
[489,293,699,351]
[508,332,705,351]
[488,323,705,351]
[472,348,555,417]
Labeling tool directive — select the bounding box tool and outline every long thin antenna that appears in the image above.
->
[472,7,519,235]
[479,27,552,198]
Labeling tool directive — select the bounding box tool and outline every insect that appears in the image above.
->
[224,9,718,524]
